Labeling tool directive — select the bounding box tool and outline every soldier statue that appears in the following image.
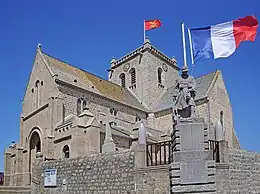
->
[173,65,196,123]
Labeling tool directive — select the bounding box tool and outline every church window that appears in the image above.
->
[13,160,16,174]
[82,100,87,110]
[77,98,88,115]
[158,67,163,84]
[40,81,43,86]
[220,111,224,127]
[63,145,70,159]
[62,104,66,123]
[35,80,40,108]
[129,68,136,85]
[31,88,34,93]
[119,73,126,87]
[77,99,82,116]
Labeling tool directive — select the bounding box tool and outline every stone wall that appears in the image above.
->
[33,151,135,194]
[134,165,169,193]
[228,149,260,193]
[0,186,31,194]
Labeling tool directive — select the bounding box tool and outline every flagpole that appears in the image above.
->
[144,20,146,42]
[181,22,187,67]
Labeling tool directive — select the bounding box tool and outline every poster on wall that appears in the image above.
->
[44,169,57,187]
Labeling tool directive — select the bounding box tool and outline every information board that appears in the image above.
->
[44,169,57,187]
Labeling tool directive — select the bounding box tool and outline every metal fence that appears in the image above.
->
[146,140,171,166]
[209,140,220,163]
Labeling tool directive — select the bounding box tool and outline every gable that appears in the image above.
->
[22,49,59,117]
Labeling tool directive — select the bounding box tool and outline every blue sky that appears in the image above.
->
[0,0,259,171]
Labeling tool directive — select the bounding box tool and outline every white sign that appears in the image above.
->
[44,169,57,187]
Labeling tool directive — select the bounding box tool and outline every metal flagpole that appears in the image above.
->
[144,20,146,42]
[181,22,187,67]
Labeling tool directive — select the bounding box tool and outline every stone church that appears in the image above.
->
[3,38,240,187]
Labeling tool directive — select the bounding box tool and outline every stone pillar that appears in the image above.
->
[218,140,229,163]
[169,118,217,193]
[4,150,11,186]
[16,147,24,186]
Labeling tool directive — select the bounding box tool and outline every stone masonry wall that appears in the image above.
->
[0,186,31,194]
[228,149,260,193]
[208,72,235,148]
[33,151,135,194]
[134,165,170,193]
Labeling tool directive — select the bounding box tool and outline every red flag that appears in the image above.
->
[145,20,162,31]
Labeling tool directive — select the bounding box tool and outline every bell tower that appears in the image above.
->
[108,38,180,110]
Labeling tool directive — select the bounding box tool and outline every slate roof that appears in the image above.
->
[42,52,148,112]
[153,71,217,112]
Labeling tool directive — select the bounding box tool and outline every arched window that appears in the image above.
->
[158,67,163,85]
[129,68,136,85]
[119,73,126,87]
[220,111,224,127]
[77,99,82,116]
[62,104,66,123]
[82,100,87,110]
[63,145,70,159]
[35,80,40,108]
[13,160,16,174]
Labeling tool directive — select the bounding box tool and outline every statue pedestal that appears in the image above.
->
[170,119,217,193]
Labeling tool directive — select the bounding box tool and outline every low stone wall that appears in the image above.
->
[33,151,135,194]
[0,186,31,194]
[228,149,260,193]
[134,165,169,193]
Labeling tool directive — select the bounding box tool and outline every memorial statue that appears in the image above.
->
[173,66,196,122]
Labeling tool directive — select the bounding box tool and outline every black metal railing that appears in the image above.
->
[209,140,220,163]
[146,140,171,166]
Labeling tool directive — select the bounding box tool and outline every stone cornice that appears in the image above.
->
[23,103,49,121]
[110,43,179,70]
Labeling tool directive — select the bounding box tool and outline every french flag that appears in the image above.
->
[190,16,258,63]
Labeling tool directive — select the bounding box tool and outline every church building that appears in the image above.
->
[3,38,240,186]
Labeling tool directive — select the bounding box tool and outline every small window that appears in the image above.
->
[40,81,43,86]
[77,99,82,116]
[63,145,70,159]
[82,100,87,110]
[158,67,163,84]
[13,160,16,174]
[62,104,66,123]
[220,111,224,126]
[119,73,126,87]
[129,68,136,85]
[31,88,34,93]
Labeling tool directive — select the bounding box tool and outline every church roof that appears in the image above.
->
[42,52,148,112]
[153,71,218,112]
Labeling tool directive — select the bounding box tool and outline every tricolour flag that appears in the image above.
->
[189,16,258,63]
[145,20,162,31]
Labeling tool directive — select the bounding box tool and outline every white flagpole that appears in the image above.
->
[144,20,146,42]
[188,28,194,65]
[181,22,187,67]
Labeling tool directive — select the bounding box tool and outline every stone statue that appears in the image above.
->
[173,66,196,122]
